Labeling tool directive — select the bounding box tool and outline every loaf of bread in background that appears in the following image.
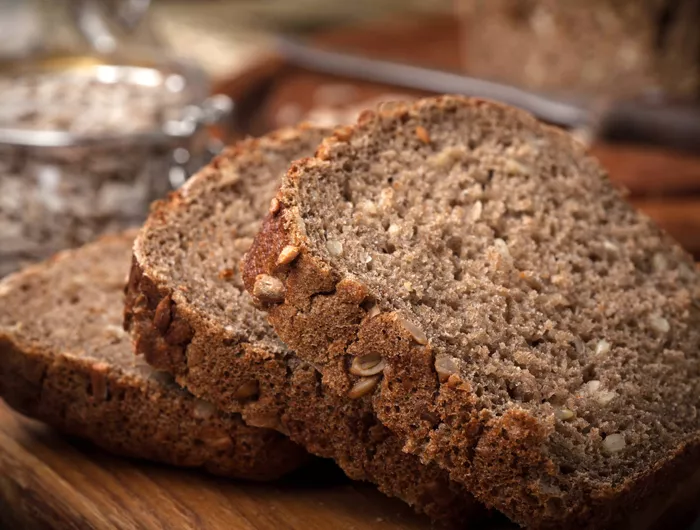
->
[458,0,700,98]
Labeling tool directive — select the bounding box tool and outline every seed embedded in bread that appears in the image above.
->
[603,433,626,453]
[428,146,469,170]
[649,314,670,333]
[90,363,110,401]
[276,245,300,266]
[326,239,343,257]
[415,126,430,144]
[193,399,216,419]
[602,240,619,253]
[585,380,602,393]
[469,200,483,222]
[652,252,668,272]
[493,238,513,264]
[504,158,529,175]
[234,380,259,400]
[269,197,281,214]
[209,436,235,451]
[350,354,386,376]
[596,339,611,356]
[596,389,617,406]
[366,305,381,319]
[387,224,401,238]
[398,316,428,345]
[435,354,459,383]
[253,274,285,303]
[358,200,378,217]
[153,295,172,334]
[348,375,381,399]
[555,408,576,421]
[584,379,617,405]
[245,413,282,430]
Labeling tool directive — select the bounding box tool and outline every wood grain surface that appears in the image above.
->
[0,401,440,530]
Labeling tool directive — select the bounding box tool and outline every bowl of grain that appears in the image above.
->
[0,55,231,277]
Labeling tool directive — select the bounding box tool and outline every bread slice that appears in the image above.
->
[124,126,491,527]
[0,232,307,481]
[241,96,700,528]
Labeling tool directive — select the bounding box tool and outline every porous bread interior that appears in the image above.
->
[295,101,700,484]
[132,127,498,527]
[137,130,328,354]
[0,234,139,372]
[0,233,309,481]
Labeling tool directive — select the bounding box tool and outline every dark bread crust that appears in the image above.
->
[240,96,700,528]
[0,234,306,481]
[124,127,493,528]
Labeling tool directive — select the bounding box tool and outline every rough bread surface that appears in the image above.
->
[124,126,492,528]
[241,96,700,528]
[461,0,700,98]
[0,232,306,481]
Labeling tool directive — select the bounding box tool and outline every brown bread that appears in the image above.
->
[241,96,700,528]
[124,126,493,528]
[0,232,307,481]
[460,0,700,99]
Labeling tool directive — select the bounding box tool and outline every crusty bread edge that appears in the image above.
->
[0,234,306,481]
[239,95,700,528]
[123,125,493,528]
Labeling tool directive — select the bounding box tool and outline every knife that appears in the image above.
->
[275,35,700,154]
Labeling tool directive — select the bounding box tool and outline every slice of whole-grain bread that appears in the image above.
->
[123,126,493,528]
[0,232,306,481]
[241,96,700,528]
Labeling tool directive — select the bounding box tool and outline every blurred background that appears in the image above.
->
[1,0,699,277]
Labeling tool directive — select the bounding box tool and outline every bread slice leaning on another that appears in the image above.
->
[241,96,700,528]
[124,126,495,528]
[0,232,307,480]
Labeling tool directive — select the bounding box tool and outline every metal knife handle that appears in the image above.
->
[599,101,700,154]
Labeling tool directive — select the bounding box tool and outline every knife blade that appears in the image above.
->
[275,35,700,154]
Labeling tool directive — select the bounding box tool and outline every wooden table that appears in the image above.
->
[0,401,435,530]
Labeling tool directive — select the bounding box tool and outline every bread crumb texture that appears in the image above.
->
[242,96,700,528]
[125,126,490,527]
[0,233,307,481]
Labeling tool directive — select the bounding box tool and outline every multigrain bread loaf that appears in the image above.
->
[0,232,306,481]
[123,126,494,528]
[242,96,700,528]
[459,0,700,98]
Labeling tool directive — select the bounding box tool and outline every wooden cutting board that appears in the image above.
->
[3,395,700,529]
[0,401,440,530]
